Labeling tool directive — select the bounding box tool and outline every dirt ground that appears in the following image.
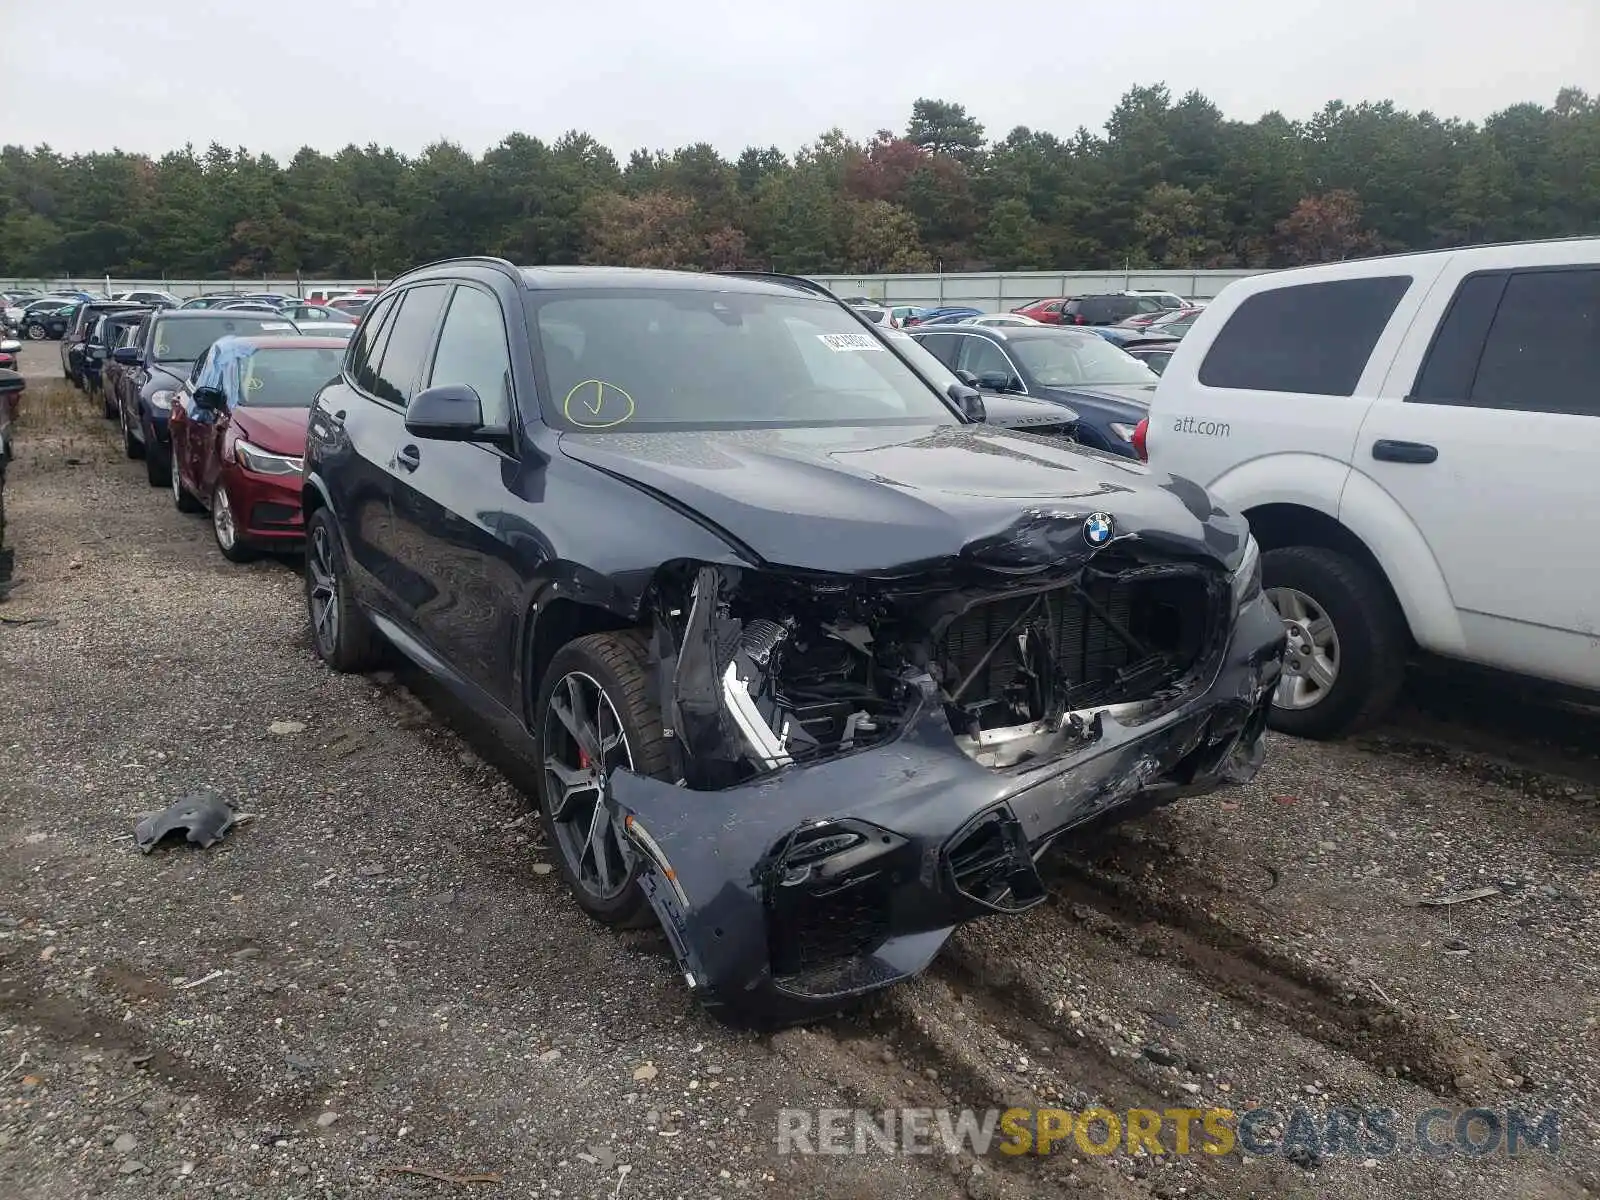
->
[1,342,1596,1199]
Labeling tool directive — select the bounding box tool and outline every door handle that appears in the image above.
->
[395,444,421,473]
[1372,439,1437,464]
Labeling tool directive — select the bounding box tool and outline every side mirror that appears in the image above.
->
[405,383,498,442]
[946,383,986,423]
[0,339,21,354]
[193,386,227,411]
[977,370,1015,392]
[112,347,141,365]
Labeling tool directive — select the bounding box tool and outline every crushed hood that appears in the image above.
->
[559,423,1248,576]
[232,406,311,456]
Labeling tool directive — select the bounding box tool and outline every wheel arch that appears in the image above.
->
[520,592,639,727]
[1243,499,1462,656]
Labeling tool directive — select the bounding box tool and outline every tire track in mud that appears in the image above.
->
[1032,853,1508,1098]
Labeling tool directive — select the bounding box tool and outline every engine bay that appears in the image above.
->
[649,555,1227,788]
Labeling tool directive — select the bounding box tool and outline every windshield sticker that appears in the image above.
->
[818,333,884,353]
[259,321,294,331]
[563,379,635,429]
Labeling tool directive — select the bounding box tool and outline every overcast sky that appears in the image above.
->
[6,0,1595,161]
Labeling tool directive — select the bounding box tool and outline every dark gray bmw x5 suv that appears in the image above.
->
[300,256,1286,1026]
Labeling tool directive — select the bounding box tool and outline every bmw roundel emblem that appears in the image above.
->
[1083,512,1115,547]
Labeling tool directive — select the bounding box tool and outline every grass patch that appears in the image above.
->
[17,379,100,436]
[12,378,117,467]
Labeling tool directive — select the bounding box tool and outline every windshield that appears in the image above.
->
[153,316,299,362]
[1009,334,1160,388]
[237,346,346,407]
[533,290,956,431]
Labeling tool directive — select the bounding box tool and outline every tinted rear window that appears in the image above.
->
[1197,276,1411,396]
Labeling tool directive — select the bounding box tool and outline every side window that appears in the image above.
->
[427,285,515,425]
[188,348,210,385]
[1410,273,1507,404]
[959,338,1016,383]
[368,285,449,408]
[348,294,398,395]
[1462,269,1598,417]
[916,333,961,370]
[1042,301,1063,314]
[1197,275,1412,396]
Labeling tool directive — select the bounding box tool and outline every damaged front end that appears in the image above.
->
[609,525,1284,1025]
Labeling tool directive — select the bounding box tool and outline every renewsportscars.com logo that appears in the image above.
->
[776,1106,1561,1160]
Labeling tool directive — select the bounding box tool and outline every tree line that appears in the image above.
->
[2,84,1597,280]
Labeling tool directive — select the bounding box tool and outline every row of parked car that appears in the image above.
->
[35,239,1597,1029]
[0,286,378,343]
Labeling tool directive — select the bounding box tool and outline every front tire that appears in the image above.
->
[1263,546,1407,739]
[304,506,385,672]
[143,426,171,488]
[24,324,44,341]
[533,631,673,928]
[209,483,254,562]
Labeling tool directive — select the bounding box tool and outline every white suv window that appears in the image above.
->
[1197,276,1412,396]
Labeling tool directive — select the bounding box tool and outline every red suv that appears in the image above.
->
[169,335,348,562]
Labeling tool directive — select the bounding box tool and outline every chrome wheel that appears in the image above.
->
[24,324,44,341]
[307,524,339,654]
[212,486,237,550]
[541,671,635,901]
[1269,586,1340,710]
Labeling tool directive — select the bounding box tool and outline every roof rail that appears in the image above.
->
[388,255,522,288]
[714,271,841,300]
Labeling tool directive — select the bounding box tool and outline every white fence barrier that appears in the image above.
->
[0,268,1264,309]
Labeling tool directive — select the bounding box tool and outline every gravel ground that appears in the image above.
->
[1,342,1596,1199]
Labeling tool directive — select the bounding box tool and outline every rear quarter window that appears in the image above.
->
[1197,276,1412,396]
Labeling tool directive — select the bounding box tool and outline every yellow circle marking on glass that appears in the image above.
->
[563,379,634,429]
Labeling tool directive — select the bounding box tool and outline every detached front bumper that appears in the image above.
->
[609,592,1285,1026]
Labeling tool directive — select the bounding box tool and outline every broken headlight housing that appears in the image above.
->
[1231,534,1262,607]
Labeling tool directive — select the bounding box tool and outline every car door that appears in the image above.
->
[344,283,452,624]
[384,282,527,710]
[170,347,207,494]
[1355,260,1600,687]
[121,320,156,430]
[190,349,234,504]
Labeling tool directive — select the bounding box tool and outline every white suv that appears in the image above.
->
[1145,238,1600,738]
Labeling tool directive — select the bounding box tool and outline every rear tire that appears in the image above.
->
[532,631,673,929]
[1263,546,1407,739]
[304,507,385,672]
[170,458,202,513]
